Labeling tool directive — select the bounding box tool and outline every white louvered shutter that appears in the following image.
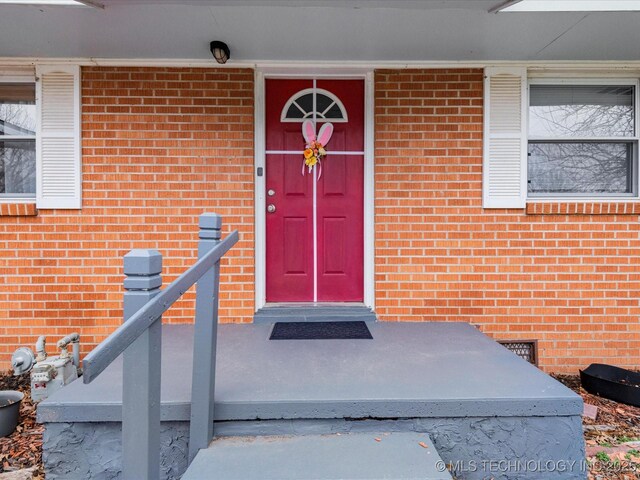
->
[36,65,81,209]
[483,67,527,209]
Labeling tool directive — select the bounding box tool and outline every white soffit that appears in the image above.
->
[0,1,83,4]
[92,1,497,8]
[1,1,640,61]
[0,0,105,6]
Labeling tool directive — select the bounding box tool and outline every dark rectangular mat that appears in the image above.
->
[269,321,373,340]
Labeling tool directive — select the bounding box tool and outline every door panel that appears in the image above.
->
[283,217,309,274]
[316,152,364,301]
[322,217,347,274]
[265,149,313,301]
[266,80,313,302]
[265,78,364,302]
[283,131,307,196]
[316,79,364,301]
[322,131,347,196]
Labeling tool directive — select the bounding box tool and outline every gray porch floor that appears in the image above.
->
[38,322,581,423]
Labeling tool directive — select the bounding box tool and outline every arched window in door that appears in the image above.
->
[280,88,348,123]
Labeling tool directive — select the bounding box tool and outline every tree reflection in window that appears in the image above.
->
[0,83,36,197]
[530,85,633,138]
[0,84,36,136]
[528,143,631,194]
[0,141,35,195]
[281,88,348,123]
[528,84,636,196]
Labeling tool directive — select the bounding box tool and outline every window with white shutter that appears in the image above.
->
[483,67,527,209]
[36,64,81,209]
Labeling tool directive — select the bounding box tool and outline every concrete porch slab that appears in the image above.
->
[38,322,586,480]
[38,322,581,423]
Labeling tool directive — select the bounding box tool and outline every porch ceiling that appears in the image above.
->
[1,0,640,62]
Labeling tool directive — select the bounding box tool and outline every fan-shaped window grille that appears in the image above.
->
[281,88,348,123]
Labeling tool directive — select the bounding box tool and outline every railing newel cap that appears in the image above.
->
[199,213,222,230]
[124,249,163,276]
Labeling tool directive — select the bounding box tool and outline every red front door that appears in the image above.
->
[265,79,364,302]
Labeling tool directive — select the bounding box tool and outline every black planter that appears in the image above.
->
[0,390,23,437]
[580,363,640,407]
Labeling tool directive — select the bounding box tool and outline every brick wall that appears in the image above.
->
[1,66,638,373]
[374,69,640,372]
[0,67,255,366]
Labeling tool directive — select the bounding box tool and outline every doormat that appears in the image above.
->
[269,321,373,340]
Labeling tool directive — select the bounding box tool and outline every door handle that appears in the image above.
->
[267,204,276,213]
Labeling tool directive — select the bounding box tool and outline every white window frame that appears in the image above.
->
[0,75,37,203]
[527,77,640,200]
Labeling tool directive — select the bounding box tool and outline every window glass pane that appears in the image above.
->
[0,140,36,195]
[286,103,304,119]
[315,94,333,114]
[324,103,343,119]
[0,84,36,136]
[529,85,634,138]
[295,93,313,113]
[528,142,632,194]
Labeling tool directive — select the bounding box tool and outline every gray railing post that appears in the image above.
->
[122,249,163,480]
[188,213,222,462]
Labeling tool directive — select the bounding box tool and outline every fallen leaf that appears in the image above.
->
[418,442,429,449]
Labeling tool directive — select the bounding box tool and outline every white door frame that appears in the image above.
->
[254,68,375,310]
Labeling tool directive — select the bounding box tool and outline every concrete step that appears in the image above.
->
[254,305,377,324]
[182,432,452,480]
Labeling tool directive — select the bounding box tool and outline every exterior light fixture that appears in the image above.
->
[210,41,230,64]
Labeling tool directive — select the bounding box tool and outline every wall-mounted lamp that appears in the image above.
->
[210,41,230,64]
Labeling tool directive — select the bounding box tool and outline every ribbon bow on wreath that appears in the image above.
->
[302,119,333,179]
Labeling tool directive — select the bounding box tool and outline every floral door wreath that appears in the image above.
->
[302,119,333,178]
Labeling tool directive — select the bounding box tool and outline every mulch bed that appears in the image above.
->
[0,373,43,478]
[553,374,640,480]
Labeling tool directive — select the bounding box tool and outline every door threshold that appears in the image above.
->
[254,303,376,324]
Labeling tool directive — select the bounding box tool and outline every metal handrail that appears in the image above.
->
[82,230,238,384]
[79,213,239,479]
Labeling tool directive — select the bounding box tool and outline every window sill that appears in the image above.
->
[526,201,640,215]
[0,203,37,217]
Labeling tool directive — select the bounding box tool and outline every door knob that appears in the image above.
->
[267,189,276,197]
[267,204,276,213]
